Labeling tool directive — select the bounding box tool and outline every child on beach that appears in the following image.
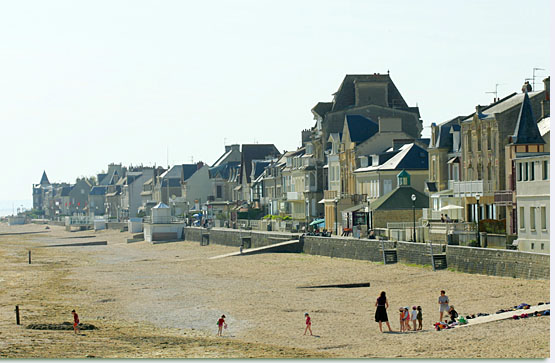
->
[416,306,423,330]
[217,315,227,336]
[398,308,405,332]
[410,306,418,331]
[71,309,80,334]
[448,306,459,323]
[404,307,411,331]
[304,313,313,336]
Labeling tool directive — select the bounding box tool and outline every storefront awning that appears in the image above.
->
[341,204,365,213]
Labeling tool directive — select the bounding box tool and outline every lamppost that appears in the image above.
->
[411,194,416,242]
[334,197,339,235]
[476,195,481,245]
[305,197,309,232]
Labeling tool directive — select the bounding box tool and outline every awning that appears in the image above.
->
[341,204,365,213]
[309,218,325,226]
[447,156,460,164]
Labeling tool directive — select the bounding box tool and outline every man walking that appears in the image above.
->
[438,290,449,322]
[72,309,80,334]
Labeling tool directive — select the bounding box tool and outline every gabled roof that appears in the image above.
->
[355,143,428,172]
[240,144,280,183]
[212,149,233,167]
[331,74,409,112]
[345,115,378,144]
[430,117,463,149]
[462,91,543,122]
[251,160,272,180]
[60,186,72,197]
[160,164,199,181]
[370,186,429,210]
[511,92,545,145]
[39,171,50,186]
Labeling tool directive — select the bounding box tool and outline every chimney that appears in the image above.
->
[225,145,231,153]
[541,77,550,118]
[196,161,204,170]
[231,144,240,152]
[475,105,485,114]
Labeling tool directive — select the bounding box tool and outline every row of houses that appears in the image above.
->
[31,73,550,253]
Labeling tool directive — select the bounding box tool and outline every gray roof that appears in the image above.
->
[511,92,545,145]
[430,117,463,149]
[240,144,280,183]
[462,91,543,122]
[345,115,378,144]
[355,143,428,172]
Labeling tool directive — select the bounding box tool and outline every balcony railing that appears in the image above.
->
[494,190,513,205]
[452,180,494,197]
[286,192,303,201]
[324,190,338,199]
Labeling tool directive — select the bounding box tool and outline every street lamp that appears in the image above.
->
[334,197,339,235]
[305,197,309,232]
[411,194,416,242]
[476,195,481,245]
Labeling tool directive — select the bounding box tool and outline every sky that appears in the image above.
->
[0,0,551,204]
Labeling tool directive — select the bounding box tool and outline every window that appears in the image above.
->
[541,243,544,250]
[216,185,222,198]
[487,127,491,150]
[530,162,535,181]
[519,206,525,229]
[530,207,536,230]
[524,162,529,181]
[531,243,535,250]
[541,206,547,230]
[477,128,482,151]
[543,160,549,180]
[467,131,472,152]
[383,179,392,194]
[518,162,522,181]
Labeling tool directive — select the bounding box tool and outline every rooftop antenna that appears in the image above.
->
[191,156,194,163]
[485,83,503,102]
[166,146,169,168]
[532,67,545,91]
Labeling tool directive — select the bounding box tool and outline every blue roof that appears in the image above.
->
[395,144,428,170]
[161,179,182,187]
[252,160,271,179]
[345,115,378,144]
[512,92,545,145]
[209,161,240,179]
[89,186,107,196]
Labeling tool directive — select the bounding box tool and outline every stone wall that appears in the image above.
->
[302,236,396,262]
[184,227,300,248]
[396,241,445,266]
[446,245,549,280]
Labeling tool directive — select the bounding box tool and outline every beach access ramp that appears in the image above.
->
[209,239,301,260]
[454,304,550,328]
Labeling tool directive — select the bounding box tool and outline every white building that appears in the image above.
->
[515,153,550,253]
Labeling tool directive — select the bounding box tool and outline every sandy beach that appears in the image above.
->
[0,223,549,358]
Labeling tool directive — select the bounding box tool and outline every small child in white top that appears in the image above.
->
[410,306,418,331]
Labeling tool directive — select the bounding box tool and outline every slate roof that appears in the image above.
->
[355,143,428,172]
[345,115,378,144]
[39,171,50,185]
[240,144,280,183]
[209,161,240,179]
[370,186,429,210]
[161,179,182,188]
[311,102,333,118]
[462,91,543,122]
[212,149,233,167]
[537,117,550,137]
[160,164,198,181]
[252,160,272,180]
[430,117,463,149]
[60,186,72,197]
[89,186,107,196]
[511,92,545,145]
[331,74,409,112]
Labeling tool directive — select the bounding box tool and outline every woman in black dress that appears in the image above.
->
[375,291,393,332]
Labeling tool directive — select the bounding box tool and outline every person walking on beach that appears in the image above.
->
[438,290,450,322]
[416,306,423,330]
[374,291,393,333]
[71,310,80,334]
[217,315,227,336]
[304,313,313,336]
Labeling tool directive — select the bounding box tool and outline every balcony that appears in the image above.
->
[453,180,494,197]
[494,191,513,205]
[286,192,304,201]
[324,190,338,199]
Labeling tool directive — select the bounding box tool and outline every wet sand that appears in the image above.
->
[0,223,549,358]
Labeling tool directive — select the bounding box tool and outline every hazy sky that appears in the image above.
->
[0,0,551,202]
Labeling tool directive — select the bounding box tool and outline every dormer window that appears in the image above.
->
[397,170,411,187]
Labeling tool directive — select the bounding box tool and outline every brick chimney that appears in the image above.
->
[541,76,550,118]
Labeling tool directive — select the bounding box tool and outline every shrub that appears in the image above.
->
[479,219,506,234]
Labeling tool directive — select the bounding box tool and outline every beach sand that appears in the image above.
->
[0,223,549,358]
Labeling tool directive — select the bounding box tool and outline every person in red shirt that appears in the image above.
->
[217,315,227,336]
[71,310,80,334]
[304,313,313,336]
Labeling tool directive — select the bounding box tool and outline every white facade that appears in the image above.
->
[515,154,550,253]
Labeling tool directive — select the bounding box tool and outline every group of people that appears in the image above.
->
[440,214,452,223]
[374,290,454,333]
